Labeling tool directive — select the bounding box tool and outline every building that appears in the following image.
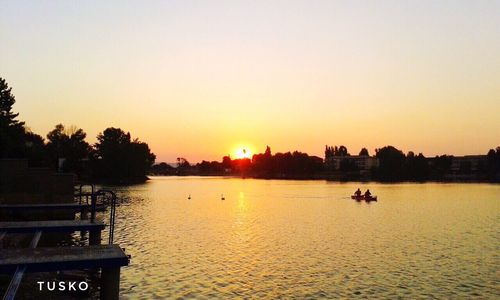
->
[449,155,487,174]
[0,159,75,204]
[325,155,379,172]
[446,155,488,180]
[427,155,489,181]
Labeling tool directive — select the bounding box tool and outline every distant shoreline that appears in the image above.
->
[147,174,500,184]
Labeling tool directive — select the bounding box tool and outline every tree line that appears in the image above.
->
[200,146,324,179]
[3,77,498,183]
[325,144,500,182]
[152,144,500,182]
[151,146,324,179]
[0,78,155,183]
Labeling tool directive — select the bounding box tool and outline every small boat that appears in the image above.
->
[365,195,377,202]
[351,195,377,202]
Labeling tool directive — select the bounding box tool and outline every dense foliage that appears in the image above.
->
[151,144,500,182]
[0,77,155,182]
[46,124,90,173]
[2,77,499,182]
[91,128,156,182]
[0,77,45,162]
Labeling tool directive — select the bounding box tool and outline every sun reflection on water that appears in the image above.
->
[107,178,500,299]
[238,191,247,212]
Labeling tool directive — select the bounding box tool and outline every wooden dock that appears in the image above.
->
[0,203,90,210]
[0,189,128,300]
[0,220,105,234]
[0,203,107,213]
[0,244,129,273]
[0,245,130,299]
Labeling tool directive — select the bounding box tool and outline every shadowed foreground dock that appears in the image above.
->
[0,244,128,272]
[0,244,128,271]
[0,245,129,299]
[0,171,129,300]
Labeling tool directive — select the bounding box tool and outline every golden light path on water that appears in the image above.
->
[97,178,499,299]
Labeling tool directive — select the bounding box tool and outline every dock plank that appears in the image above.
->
[0,220,105,233]
[0,203,106,212]
[0,203,89,210]
[0,245,129,273]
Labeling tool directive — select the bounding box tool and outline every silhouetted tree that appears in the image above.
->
[197,160,224,174]
[325,145,350,157]
[0,78,26,158]
[404,152,429,181]
[222,155,232,170]
[374,146,406,181]
[359,148,369,156]
[232,158,251,176]
[0,78,46,165]
[0,78,24,128]
[338,146,349,156]
[23,130,47,167]
[264,145,271,157]
[129,139,156,177]
[486,147,500,181]
[151,162,175,175]
[46,124,90,173]
[325,145,333,158]
[176,157,190,168]
[430,155,453,180]
[252,146,274,176]
[174,157,191,175]
[91,127,155,182]
[270,151,323,176]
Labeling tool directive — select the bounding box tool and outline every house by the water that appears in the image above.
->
[324,155,379,180]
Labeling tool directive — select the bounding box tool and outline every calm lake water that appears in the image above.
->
[102,177,499,299]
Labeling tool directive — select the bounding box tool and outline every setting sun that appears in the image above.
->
[234,147,252,159]
[1,1,499,299]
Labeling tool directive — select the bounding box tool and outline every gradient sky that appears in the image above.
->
[1,1,499,162]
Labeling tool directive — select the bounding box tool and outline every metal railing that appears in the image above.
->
[93,190,118,244]
[2,186,121,300]
[75,185,119,244]
[75,184,95,205]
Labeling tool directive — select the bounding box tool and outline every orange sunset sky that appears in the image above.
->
[1,1,499,162]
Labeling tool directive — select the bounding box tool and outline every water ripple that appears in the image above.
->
[98,179,499,299]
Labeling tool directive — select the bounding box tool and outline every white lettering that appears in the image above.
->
[79,281,89,291]
[37,281,89,292]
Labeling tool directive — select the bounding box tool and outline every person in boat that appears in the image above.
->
[354,188,362,197]
[364,189,372,198]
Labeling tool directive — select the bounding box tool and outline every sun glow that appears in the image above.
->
[234,147,252,159]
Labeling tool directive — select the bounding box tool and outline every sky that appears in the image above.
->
[1,0,499,162]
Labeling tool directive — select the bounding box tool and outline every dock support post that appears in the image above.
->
[89,230,101,245]
[90,193,97,222]
[81,206,88,220]
[80,206,89,239]
[80,207,89,239]
[101,267,121,300]
[0,232,5,249]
